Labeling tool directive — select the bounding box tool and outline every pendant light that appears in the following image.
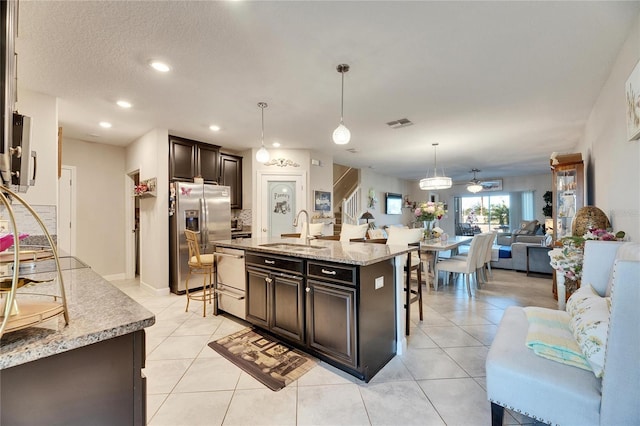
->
[419,143,452,190]
[332,64,351,145]
[255,102,270,163]
[467,169,483,193]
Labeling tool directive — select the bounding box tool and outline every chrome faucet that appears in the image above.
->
[293,209,311,244]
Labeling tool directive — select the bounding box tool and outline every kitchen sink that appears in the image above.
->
[259,243,327,251]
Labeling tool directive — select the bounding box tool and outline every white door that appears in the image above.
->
[57,166,76,255]
[258,172,306,238]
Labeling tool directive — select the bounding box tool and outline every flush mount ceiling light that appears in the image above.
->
[99,121,112,128]
[332,64,351,145]
[209,125,220,132]
[419,143,452,190]
[149,60,171,73]
[255,102,270,163]
[467,169,483,193]
[116,100,132,109]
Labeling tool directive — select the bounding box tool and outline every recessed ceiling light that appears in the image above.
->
[209,125,221,132]
[117,100,132,108]
[149,60,171,72]
[272,142,280,147]
[99,121,112,128]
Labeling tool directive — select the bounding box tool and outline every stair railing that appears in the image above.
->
[342,186,361,226]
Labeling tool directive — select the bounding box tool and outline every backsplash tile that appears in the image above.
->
[0,204,56,237]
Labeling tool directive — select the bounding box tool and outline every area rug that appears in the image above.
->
[208,327,317,391]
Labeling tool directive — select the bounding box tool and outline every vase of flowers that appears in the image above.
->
[414,202,446,241]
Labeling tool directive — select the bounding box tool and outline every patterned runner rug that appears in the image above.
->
[208,327,317,391]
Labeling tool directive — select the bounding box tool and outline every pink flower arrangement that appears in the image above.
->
[414,201,446,222]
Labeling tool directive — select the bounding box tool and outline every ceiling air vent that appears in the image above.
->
[346,148,358,153]
[386,118,413,129]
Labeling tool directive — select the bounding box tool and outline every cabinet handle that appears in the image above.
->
[305,287,311,293]
[321,269,337,275]
[264,260,275,264]
[265,277,273,284]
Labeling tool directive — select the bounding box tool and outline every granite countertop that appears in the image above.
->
[0,264,155,370]
[214,237,416,266]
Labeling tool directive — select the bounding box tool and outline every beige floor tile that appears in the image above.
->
[422,325,484,347]
[359,381,445,425]
[223,387,297,425]
[147,335,213,360]
[148,391,233,426]
[400,348,469,380]
[297,384,370,426]
[174,357,241,392]
[418,378,491,426]
[144,359,193,394]
[443,346,489,377]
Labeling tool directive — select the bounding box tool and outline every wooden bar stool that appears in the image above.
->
[184,230,215,317]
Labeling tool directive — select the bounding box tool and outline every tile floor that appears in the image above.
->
[112,268,556,426]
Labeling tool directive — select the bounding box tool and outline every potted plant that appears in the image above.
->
[542,190,552,217]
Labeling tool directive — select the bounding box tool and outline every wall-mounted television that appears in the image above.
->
[385,192,403,215]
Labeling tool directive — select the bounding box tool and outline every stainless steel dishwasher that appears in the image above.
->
[213,247,246,319]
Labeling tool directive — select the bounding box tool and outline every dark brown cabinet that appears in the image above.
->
[244,252,396,382]
[219,153,243,209]
[169,135,220,183]
[306,280,357,368]
[245,254,305,345]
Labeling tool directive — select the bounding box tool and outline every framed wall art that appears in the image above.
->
[313,190,331,211]
[625,59,640,141]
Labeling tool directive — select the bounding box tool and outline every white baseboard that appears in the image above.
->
[140,280,171,296]
[102,272,126,281]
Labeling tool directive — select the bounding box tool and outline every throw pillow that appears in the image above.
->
[339,223,368,242]
[569,294,611,378]
[367,228,387,239]
[566,284,599,317]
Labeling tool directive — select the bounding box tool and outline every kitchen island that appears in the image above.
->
[0,257,155,425]
[213,237,416,382]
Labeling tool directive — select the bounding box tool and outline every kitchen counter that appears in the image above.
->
[0,258,154,425]
[213,236,416,265]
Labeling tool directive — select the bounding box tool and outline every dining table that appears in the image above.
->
[419,236,473,290]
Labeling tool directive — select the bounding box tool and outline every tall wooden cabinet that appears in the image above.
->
[551,158,584,240]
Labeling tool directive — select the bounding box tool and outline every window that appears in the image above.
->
[453,191,534,235]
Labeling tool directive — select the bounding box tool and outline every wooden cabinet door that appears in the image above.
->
[219,153,243,209]
[306,280,357,368]
[246,267,270,328]
[197,144,219,184]
[271,274,305,344]
[169,137,196,181]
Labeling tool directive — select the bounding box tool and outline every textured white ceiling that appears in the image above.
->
[15,1,640,182]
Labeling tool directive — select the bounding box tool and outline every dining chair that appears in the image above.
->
[450,232,492,285]
[385,227,424,335]
[184,229,215,317]
[481,231,497,282]
[436,233,485,296]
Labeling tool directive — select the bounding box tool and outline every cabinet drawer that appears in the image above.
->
[245,253,304,274]
[307,262,356,286]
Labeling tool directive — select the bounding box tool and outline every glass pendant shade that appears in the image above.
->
[333,64,351,145]
[256,146,270,163]
[332,123,351,145]
[255,102,269,163]
[420,143,452,190]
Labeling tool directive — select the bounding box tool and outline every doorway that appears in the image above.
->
[257,172,306,238]
[126,171,140,277]
[57,165,76,256]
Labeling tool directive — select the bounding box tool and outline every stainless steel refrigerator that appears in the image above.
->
[170,182,231,294]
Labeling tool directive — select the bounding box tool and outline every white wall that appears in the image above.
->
[14,88,57,206]
[359,168,413,228]
[125,128,169,293]
[578,13,640,242]
[62,138,126,276]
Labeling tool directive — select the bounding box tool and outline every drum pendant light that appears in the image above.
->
[332,64,351,145]
[419,143,452,190]
[255,102,270,163]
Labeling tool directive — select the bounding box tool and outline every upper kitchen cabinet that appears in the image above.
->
[219,153,243,209]
[169,136,220,183]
